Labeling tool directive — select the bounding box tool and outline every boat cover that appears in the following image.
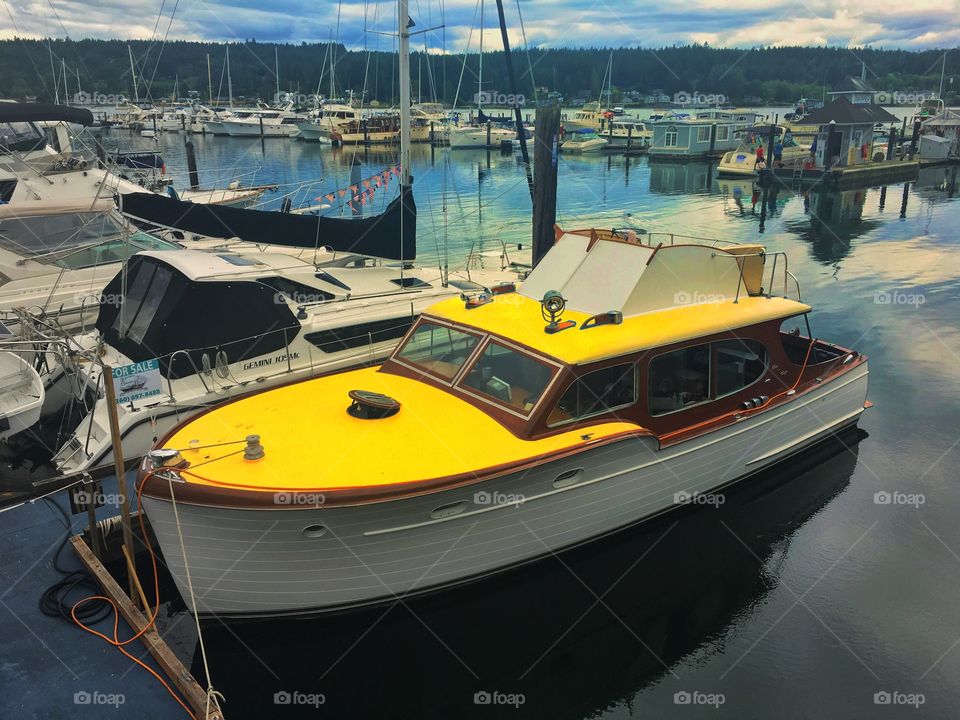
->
[118,187,417,261]
[0,102,94,126]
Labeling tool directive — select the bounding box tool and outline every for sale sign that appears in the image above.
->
[112,359,162,405]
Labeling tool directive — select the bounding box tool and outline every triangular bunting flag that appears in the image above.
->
[363,180,371,189]
[324,193,335,202]
[338,189,347,197]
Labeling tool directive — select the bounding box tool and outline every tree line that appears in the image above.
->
[0,38,955,106]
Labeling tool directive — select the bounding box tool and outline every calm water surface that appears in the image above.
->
[75,128,960,717]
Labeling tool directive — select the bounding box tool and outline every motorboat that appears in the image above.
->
[137,227,870,618]
[331,115,430,145]
[601,119,653,148]
[563,101,609,132]
[0,350,44,441]
[220,108,306,138]
[295,104,361,143]
[0,199,181,335]
[51,247,520,476]
[717,127,811,177]
[447,122,518,149]
[561,130,609,153]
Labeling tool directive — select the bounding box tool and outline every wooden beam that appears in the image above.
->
[70,535,222,720]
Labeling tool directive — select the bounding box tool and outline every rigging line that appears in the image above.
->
[43,0,97,86]
[143,0,181,101]
[451,0,483,113]
[514,0,538,100]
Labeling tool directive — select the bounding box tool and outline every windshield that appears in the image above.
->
[458,340,557,416]
[0,121,43,149]
[0,212,178,268]
[395,321,480,380]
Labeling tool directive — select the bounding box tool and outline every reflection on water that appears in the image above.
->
[186,431,864,720]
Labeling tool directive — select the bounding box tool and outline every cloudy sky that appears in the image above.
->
[2,0,958,50]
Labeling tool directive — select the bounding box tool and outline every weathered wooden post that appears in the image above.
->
[185,140,200,189]
[532,104,561,268]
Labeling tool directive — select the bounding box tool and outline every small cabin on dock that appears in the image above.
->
[921,109,960,158]
[803,98,898,169]
[648,110,758,161]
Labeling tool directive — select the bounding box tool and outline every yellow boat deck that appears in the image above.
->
[167,367,639,492]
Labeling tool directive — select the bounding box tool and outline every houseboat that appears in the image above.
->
[138,227,870,618]
[647,110,759,161]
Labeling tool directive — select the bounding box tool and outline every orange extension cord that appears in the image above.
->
[70,471,198,720]
[659,336,820,442]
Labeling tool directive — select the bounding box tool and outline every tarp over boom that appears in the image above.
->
[118,188,417,262]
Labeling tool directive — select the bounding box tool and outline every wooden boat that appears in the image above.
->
[138,227,870,619]
[331,115,430,145]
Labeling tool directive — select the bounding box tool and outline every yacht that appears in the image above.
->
[447,122,518,149]
[221,108,306,137]
[560,130,609,154]
[601,119,653,148]
[331,115,430,145]
[137,227,870,618]
[295,104,361,143]
[563,101,611,132]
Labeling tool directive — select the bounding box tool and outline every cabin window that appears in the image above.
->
[648,344,711,415]
[305,317,414,354]
[395,321,480,381]
[717,126,730,141]
[697,126,711,143]
[459,340,557,416]
[257,277,334,305]
[715,339,767,397]
[664,127,678,147]
[548,363,637,426]
[112,262,173,344]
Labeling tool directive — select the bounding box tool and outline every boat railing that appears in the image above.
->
[711,249,801,303]
[643,232,743,248]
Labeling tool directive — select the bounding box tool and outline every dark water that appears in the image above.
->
[46,130,960,716]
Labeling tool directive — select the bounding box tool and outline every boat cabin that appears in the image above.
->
[378,229,851,444]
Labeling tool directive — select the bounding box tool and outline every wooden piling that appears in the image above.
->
[532,104,561,268]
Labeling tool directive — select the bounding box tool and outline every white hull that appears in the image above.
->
[295,124,332,143]
[142,364,868,617]
[221,120,300,137]
[0,352,45,441]
[448,126,517,149]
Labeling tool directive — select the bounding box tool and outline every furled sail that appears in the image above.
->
[118,187,417,261]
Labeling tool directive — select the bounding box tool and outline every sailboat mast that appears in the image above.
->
[62,59,69,105]
[226,46,234,108]
[128,45,139,103]
[329,30,336,99]
[478,0,484,113]
[49,42,59,104]
[399,0,411,186]
[207,53,213,104]
[275,45,281,102]
[606,52,613,109]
